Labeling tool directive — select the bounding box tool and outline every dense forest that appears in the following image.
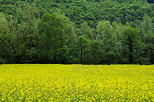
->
[0,0,154,64]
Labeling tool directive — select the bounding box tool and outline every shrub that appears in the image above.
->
[0,58,5,64]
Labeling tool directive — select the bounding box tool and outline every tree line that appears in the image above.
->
[0,0,154,64]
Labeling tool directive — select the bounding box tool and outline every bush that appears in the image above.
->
[0,58,5,64]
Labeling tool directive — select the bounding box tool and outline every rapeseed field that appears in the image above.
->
[0,64,154,102]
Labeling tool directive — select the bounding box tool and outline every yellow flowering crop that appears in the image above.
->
[0,64,153,102]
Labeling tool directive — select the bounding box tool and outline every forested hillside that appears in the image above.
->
[0,0,154,64]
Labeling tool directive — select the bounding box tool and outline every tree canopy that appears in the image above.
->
[0,0,153,64]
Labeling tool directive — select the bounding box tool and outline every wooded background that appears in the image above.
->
[0,0,154,64]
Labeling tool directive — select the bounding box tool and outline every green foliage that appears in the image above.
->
[123,27,146,64]
[38,13,75,64]
[0,57,5,64]
[0,34,10,63]
[0,0,153,64]
[76,35,90,64]
[0,12,9,34]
